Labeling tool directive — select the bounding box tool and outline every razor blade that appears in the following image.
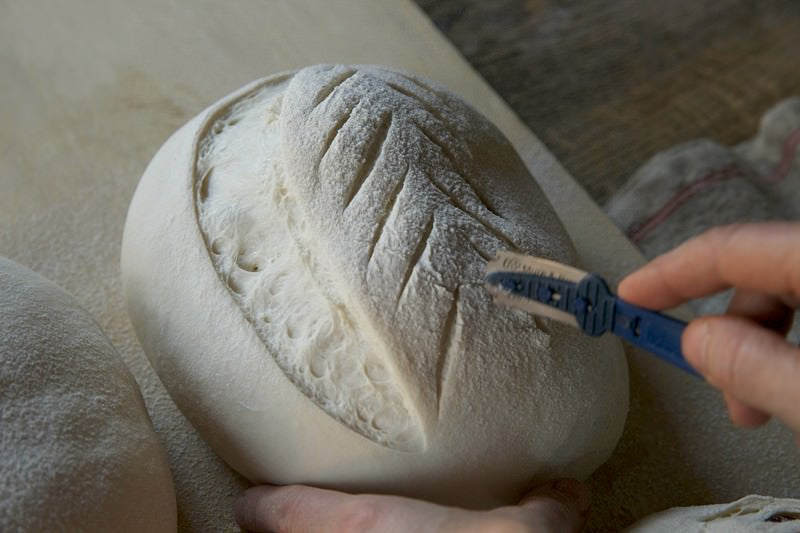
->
[485,251,699,377]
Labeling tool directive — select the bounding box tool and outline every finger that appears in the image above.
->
[720,289,794,428]
[684,316,800,432]
[618,222,800,309]
[726,289,795,335]
[235,484,456,533]
[723,392,770,428]
[235,484,360,533]
[520,479,590,515]
[488,479,589,533]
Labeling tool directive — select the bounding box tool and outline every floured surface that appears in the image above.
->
[195,77,422,451]
[1,1,797,532]
[0,179,248,533]
[0,257,176,532]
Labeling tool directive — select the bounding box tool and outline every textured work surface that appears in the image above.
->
[414,0,800,204]
[0,181,250,533]
[1,2,797,532]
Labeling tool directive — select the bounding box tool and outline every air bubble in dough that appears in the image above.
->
[0,257,176,532]
[121,64,629,508]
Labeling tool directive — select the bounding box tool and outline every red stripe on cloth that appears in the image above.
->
[762,129,800,184]
[628,129,800,243]
[629,165,745,243]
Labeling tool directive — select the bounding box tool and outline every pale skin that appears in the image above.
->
[235,222,800,532]
[618,221,800,438]
[234,479,590,533]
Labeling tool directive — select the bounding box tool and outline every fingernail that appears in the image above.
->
[684,320,710,373]
[233,485,279,525]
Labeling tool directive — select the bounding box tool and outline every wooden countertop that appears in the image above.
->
[415,0,800,204]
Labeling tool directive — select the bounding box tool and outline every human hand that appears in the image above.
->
[234,479,590,533]
[618,222,800,438]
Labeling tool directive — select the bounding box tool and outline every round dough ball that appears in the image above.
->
[0,257,176,532]
[121,64,628,508]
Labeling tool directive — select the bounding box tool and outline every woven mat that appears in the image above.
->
[415,0,800,204]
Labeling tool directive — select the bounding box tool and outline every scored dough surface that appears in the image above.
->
[122,64,629,507]
[196,72,421,450]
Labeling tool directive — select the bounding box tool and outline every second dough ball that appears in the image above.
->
[0,257,176,532]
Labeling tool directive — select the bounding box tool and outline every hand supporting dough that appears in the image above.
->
[234,479,591,533]
[619,222,800,438]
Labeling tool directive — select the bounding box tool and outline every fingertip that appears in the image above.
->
[233,494,246,523]
[233,492,251,529]
[617,270,644,303]
[521,478,591,516]
[617,261,676,309]
[233,484,279,529]
[723,393,771,428]
[683,315,800,431]
[682,318,712,374]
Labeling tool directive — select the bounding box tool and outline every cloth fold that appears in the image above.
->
[606,97,800,319]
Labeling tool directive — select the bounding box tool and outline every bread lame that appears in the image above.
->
[485,251,699,377]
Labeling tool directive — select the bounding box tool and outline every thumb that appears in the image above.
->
[684,315,800,432]
[513,479,590,533]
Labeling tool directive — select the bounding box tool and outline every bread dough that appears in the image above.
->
[626,495,800,532]
[0,257,176,532]
[121,64,628,507]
